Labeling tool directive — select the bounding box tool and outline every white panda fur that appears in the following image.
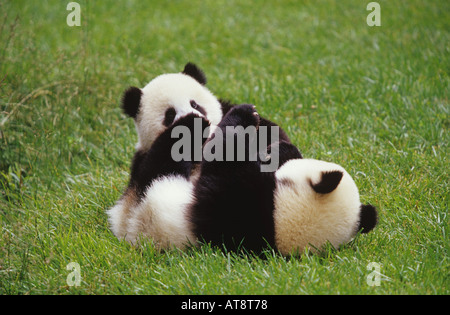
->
[124,176,196,248]
[108,176,195,247]
[274,159,362,255]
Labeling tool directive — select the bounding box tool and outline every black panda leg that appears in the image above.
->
[192,105,277,253]
[129,114,210,198]
[204,104,260,163]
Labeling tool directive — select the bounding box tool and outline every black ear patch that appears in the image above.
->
[121,86,142,119]
[182,62,207,85]
[311,170,343,194]
[358,204,378,234]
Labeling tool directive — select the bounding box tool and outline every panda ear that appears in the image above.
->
[358,204,378,234]
[121,86,142,119]
[311,170,343,194]
[182,62,207,85]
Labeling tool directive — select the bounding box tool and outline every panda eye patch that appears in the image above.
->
[190,100,199,109]
[163,107,176,127]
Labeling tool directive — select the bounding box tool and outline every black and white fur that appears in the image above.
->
[189,104,378,255]
[108,99,378,253]
[106,63,377,254]
[107,63,291,248]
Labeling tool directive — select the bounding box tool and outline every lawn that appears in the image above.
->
[0,0,448,295]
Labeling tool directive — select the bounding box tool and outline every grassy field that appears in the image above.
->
[0,0,448,295]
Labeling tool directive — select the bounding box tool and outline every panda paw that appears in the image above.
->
[169,113,211,145]
[222,104,260,129]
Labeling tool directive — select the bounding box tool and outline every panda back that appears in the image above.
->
[125,175,196,249]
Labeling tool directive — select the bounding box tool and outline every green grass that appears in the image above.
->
[0,0,448,295]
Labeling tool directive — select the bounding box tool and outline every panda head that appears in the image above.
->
[121,63,223,151]
[273,159,378,255]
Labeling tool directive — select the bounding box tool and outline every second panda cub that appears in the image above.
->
[190,104,378,255]
[107,64,219,246]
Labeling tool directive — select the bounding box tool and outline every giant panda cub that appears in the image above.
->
[107,63,290,247]
[189,104,378,255]
[107,63,220,245]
